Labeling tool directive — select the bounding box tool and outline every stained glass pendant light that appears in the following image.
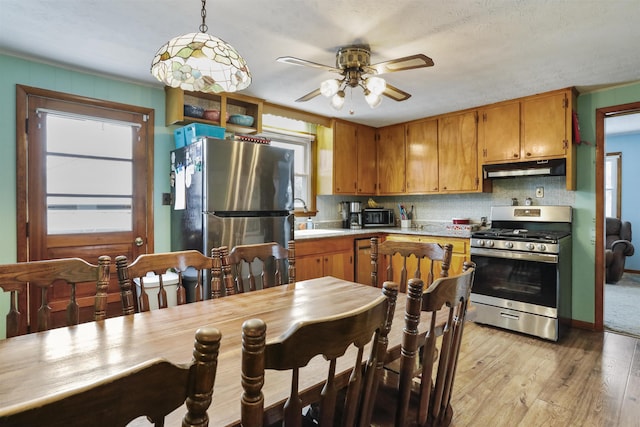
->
[151,0,251,93]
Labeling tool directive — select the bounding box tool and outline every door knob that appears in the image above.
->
[134,237,144,247]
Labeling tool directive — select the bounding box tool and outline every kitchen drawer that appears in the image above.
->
[384,234,469,277]
[385,234,468,254]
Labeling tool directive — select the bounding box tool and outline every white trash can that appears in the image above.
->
[134,271,180,310]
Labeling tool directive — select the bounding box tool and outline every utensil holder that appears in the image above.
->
[401,220,412,229]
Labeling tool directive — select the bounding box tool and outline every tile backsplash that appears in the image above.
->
[313,176,574,227]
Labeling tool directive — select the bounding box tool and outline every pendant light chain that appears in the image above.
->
[199,0,208,33]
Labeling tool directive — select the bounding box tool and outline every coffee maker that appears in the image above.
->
[349,201,362,229]
[339,201,350,229]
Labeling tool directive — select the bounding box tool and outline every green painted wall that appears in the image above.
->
[573,81,640,324]
[0,53,173,338]
[2,52,639,335]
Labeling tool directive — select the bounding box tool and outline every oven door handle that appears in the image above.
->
[470,247,558,263]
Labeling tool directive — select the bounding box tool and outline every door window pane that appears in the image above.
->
[45,114,135,234]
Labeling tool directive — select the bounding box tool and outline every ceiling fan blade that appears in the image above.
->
[368,54,434,75]
[382,83,412,102]
[295,88,322,102]
[277,56,342,74]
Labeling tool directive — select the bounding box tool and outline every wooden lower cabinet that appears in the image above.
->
[384,234,470,283]
[295,236,355,282]
[294,233,469,286]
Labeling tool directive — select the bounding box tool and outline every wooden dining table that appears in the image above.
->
[0,276,450,426]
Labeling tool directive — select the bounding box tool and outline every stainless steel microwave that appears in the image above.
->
[362,208,394,227]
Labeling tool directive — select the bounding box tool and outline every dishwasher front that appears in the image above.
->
[354,237,374,286]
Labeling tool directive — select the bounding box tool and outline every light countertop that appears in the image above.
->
[294,222,479,240]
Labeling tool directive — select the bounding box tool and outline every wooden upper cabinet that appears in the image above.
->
[478,101,521,163]
[522,90,569,160]
[356,125,377,194]
[406,119,439,193]
[438,111,479,193]
[479,89,571,164]
[333,121,358,194]
[377,124,406,194]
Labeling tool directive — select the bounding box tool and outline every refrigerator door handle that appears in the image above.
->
[206,211,291,218]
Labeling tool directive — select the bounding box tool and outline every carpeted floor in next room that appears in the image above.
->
[604,272,640,338]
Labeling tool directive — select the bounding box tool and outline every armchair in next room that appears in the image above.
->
[605,217,635,284]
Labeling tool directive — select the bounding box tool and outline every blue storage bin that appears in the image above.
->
[183,123,225,144]
[174,127,186,148]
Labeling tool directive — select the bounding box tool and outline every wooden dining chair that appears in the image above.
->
[115,250,215,313]
[240,281,398,427]
[0,256,111,337]
[0,326,221,427]
[371,262,476,427]
[370,237,453,292]
[216,240,295,297]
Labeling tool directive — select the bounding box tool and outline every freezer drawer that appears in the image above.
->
[204,214,293,252]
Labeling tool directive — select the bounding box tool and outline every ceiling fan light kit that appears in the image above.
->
[150,0,251,93]
[320,79,340,97]
[364,89,382,108]
[277,45,433,112]
[331,90,346,110]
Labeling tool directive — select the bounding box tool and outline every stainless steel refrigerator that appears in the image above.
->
[170,137,294,292]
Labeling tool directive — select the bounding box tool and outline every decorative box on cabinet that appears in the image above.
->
[165,87,263,134]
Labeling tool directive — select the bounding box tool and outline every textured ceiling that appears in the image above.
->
[1,0,640,128]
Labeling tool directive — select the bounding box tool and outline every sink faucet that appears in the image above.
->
[293,197,308,213]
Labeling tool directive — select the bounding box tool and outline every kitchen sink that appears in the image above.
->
[294,229,347,238]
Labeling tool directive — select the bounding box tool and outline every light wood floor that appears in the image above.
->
[451,322,640,427]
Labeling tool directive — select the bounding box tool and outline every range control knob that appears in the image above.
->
[526,243,535,250]
[538,244,547,251]
[487,240,494,248]
[477,240,485,246]
[505,241,514,249]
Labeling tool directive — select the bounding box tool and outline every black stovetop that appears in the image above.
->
[472,228,571,242]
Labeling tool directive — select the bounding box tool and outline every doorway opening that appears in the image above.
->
[597,106,640,336]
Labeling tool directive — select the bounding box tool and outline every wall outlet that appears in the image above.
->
[535,187,544,198]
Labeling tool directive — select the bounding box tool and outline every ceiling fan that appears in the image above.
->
[277,44,434,110]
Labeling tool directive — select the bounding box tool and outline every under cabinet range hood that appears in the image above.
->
[483,158,566,179]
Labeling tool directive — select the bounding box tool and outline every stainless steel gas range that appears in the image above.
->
[470,205,572,341]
